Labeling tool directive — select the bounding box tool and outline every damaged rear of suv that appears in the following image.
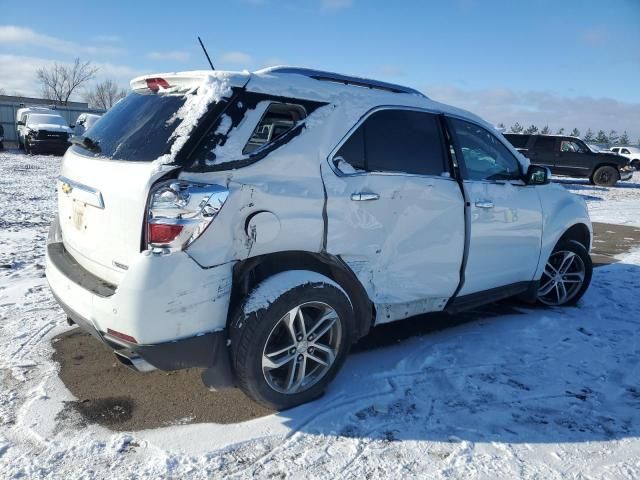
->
[47,67,592,409]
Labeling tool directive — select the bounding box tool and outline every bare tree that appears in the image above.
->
[84,79,127,110]
[36,58,98,105]
[0,87,6,96]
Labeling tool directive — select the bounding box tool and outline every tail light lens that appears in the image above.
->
[146,180,229,251]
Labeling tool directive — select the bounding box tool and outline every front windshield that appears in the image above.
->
[27,114,67,127]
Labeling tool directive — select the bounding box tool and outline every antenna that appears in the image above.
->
[197,36,215,70]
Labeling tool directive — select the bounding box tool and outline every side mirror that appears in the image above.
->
[526,164,550,185]
[17,121,24,126]
[69,125,75,129]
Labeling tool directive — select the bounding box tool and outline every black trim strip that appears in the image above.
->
[446,281,534,314]
[47,242,117,297]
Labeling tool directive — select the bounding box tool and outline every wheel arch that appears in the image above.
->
[230,250,375,340]
[557,222,591,251]
[590,162,620,178]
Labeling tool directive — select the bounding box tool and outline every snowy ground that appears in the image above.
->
[0,150,639,479]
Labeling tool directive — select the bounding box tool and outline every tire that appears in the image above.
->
[24,140,31,155]
[230,271,354,410]
[591,165,618,186]
[631,160,640,171]
[537,240,592,307]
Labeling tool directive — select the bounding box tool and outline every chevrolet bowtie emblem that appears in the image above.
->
[61,182,73,194]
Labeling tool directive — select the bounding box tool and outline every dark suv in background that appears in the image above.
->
[504,134,633,186]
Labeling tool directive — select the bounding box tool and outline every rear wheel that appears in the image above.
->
[230,271,354,410]
[538,240,592,306]
[591,165,618,186]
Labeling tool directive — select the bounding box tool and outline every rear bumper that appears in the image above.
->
[45,219,235,376]
[620,167,634,181]
[52,286,231,372]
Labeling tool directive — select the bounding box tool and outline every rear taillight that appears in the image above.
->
[145,181,229,251]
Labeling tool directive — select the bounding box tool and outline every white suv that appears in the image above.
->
[46,67,593,409]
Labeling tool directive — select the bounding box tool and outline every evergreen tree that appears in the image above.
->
[619,131,630,145]
[497,122,506,130]
[556,127,565,135]
[583,129,595,142]
[540,125,550,134]
[595,130,609,143]
[524,124,539,134]
[570,128,580,137]
[608,130,619,145]
[510,122,524,133]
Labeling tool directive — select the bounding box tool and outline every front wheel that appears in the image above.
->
[538,240,592,306]
[591,165,618,186]
[230,271,354,410]
[631,159,640,171]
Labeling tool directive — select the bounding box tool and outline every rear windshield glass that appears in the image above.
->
[70,91,189,162]
[28,114,67,127]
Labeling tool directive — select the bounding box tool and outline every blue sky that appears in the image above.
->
[1,0,639,138]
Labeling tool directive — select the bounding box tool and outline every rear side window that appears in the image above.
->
[504,134,530,149]
[243,103,306,155]
[533,136,557,151]
[335,109,446,176]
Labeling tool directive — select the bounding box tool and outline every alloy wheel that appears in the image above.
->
[262,301,342,395]
[538,250,586,306]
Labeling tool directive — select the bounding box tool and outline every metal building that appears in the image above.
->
[0,95,105,145]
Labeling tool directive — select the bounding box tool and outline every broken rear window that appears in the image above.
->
[186,92,326,171]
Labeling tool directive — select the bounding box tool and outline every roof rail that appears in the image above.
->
[266,67,427,98]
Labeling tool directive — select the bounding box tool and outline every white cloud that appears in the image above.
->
[221,51,253,66]
[321,0,353,10]
[92,35,121,43]
[146,51,191,62]
[0,25,124,56]
[426,84,640,141]
[0,54,146,100]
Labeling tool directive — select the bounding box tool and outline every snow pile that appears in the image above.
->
[242,270,349,314]
[154,75,232,166]
[206,101,271,166]
[559,172,640,226]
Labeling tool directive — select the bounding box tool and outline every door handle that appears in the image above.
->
[475,201,494,209]
[351,192,380,201]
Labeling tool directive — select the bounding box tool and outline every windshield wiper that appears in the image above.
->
[71,135,101,153]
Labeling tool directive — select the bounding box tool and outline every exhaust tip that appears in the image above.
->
[114,350,156,373]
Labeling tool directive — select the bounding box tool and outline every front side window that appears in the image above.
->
[560,140,586,153]
[334,109,446,176]
[449,117,521,181]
